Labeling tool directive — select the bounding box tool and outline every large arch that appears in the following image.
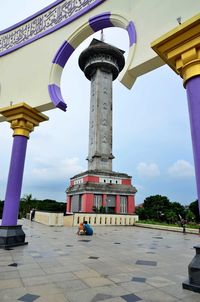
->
[49,12,136,111]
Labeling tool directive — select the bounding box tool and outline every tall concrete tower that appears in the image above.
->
[79,39,125,171]
[66,39,136,215]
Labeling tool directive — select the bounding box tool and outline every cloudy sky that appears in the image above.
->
[0,0,197,205]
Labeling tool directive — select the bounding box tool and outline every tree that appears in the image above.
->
[170,202,185,220]
[19,194,36,218]
[135,207,147,220]
[19,195,66,218]
[136,195,187,224]
[142,195,171,221]
[189,200,200,222]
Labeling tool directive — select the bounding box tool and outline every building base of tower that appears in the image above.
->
[66,170,137,215]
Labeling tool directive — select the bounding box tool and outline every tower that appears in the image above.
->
[66,39,136,214]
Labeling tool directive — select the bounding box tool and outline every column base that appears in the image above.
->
[0,225,28,249]
[182,280,200,293]
[182,245,200,293]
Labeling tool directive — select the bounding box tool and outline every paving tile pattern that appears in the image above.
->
[0,219,199,301]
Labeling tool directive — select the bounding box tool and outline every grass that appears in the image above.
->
[136,219,200,229]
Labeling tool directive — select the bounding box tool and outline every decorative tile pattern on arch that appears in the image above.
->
[0,0,101,55]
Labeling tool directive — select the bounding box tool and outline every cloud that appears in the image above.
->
[136,162,160,178]
[29,157,84,182]
[168,160,195,178]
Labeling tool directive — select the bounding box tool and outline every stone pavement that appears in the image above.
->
[0,219,200,302]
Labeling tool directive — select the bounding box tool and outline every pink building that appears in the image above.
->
[66,171,136,214]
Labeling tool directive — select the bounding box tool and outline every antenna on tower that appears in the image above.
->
[100,29,104,42]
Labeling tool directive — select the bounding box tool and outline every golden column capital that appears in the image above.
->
[151,13,200,86]
[0,103,49,138]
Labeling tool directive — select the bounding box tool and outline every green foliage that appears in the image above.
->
[136,195,200,225]
[189,200,200,222]
[136,195,187,224]
[92,206,99,213]
[92,205,106,213]
[19,194,66,218]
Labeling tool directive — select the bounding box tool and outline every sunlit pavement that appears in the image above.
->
[0,219,200,302]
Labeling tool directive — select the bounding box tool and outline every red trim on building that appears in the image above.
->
[127,195,135,214]
[102,194,107,207]
[82,193,94,212]
[66,196,71,212]
[115,195,120,214]
[83,175,99,183]
[122,179,131,185]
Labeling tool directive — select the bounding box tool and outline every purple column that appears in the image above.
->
[1,135,28,226]
[186,76,200,215]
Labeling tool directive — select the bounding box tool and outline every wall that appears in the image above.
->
[34,211,64,226]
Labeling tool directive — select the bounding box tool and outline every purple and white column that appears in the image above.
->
[0,103,48,230]
[151,15,200,292]
[1,136,28,226]
[186,76,200,215]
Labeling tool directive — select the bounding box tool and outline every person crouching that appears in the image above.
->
[83,221,93,236]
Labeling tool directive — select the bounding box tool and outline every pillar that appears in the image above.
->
[102,194,107,208]
[115,195,120,213]
[0,103,48,248]
[82,193,94,212]
[66,196,71,212]
[127,195,134,214]
[2,136,28,225]
[151,13,200,293]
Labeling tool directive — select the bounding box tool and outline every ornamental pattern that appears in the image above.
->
[0,0,96,54]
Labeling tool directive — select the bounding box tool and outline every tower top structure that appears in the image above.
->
[79,39,125,81]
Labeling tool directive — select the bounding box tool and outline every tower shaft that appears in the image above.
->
[88,68,113,171]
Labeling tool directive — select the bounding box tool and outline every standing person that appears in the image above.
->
[30,208,35,221]
[83,221,93,235]
[181,218,186,233]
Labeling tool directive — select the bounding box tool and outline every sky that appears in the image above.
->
[0,0,197,205]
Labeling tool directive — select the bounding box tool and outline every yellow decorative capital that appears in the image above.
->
[151,13,200,86]
[0,103,49,138]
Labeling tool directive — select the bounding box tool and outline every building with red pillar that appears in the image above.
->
[67,170,136,214]
[66,38,137,214]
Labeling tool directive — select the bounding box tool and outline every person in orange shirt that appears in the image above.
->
[77,222,85,235]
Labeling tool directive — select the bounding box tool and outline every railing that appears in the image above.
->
[64,213,138,226]
[31,211,138,227]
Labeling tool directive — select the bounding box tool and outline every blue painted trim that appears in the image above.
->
[48,83,67,111]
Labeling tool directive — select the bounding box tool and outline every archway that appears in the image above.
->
[49,12,136,111]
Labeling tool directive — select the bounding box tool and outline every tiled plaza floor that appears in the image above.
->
[0,219,200,302]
